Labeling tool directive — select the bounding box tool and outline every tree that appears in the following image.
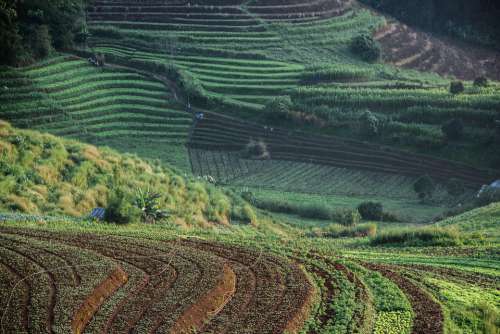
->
[357,202,384,221]
[473,76,489,87]
[450,81,465,94]
[414,175,436,200]
[0,0,22,65]
[263,96,293,122]
[359,110,380,137]
[441,118,464,140]
[350,34,381,63]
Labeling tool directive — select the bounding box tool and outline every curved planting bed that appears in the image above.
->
[188,110,496,186]
[0,227,316,333]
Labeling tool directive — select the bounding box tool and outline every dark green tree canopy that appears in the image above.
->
[0,0,85,66]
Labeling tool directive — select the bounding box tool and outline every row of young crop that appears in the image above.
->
[0,56,191,146]
[89,42,302,108]
[0,226,320,333]
[188,148,454,200]
[88,0,352,25]
[189,110,495,185]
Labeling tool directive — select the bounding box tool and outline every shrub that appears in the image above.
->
[350,34,381,62]
[310,223,377,238]
[105,190,140,225]
[231,204,258,225]
[298,203,334,220]
[244,139,270,159]
[450,81,465,94]
[473,76,489,87]
[359,110,380,137]
[263,96,293,115]
[333,209,361,226]
[414,175,436,200]
[445,178,466,196]
[441,118,464,140]
[357,202,384,221]
[371,227,461,247]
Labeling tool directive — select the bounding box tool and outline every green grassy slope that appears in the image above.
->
[0,121,254,226]
[438,202,500,242]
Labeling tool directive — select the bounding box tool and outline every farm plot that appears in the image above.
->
[0,55,192,169]
[0,226,316,334]
[188,110,496,186]
[374,21,500,81]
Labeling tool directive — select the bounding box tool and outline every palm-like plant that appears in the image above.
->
[135,188,169,224]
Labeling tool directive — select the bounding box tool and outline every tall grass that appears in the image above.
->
[371,226,462,247]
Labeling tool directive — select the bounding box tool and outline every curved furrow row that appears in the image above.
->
[362,262,444,334]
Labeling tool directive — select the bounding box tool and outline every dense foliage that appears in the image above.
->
[0,0,85,66]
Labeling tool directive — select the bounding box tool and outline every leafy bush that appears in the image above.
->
[105,190,140,225]
[357,202,384,221]
[244,139,270,159]
[231,204,258,225]
[442,118,464,140]
[473,76,489,87]
[263,96,293,115]
[297,203,335,220]
[371,227,462,247]
[350,34,381,62]
[333,209,361,226]
[450,81,465,94]
[310,223,377,238]
[414,175,436,200]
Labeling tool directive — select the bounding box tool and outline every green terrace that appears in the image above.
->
[0,55,192,169]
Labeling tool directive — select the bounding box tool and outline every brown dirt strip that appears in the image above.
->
[47,235,180,334]
[400,264,498,288]
[362,263,444,334]
[183,240,315,334]
[168,263,236,334]
[0,259,30,333]
[71,266,128,334]
[0,229,161,334]
[197,259,257,334]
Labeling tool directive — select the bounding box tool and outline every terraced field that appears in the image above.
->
[188,111,495,187]
[1,220,498,334]
[0,226,315,334]
[84,0,386,111]
[0,55,191,168]
[374,21,500,81]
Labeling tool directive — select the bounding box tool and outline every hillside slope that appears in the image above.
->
[0,121,254,226]
[438,202,500,242]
